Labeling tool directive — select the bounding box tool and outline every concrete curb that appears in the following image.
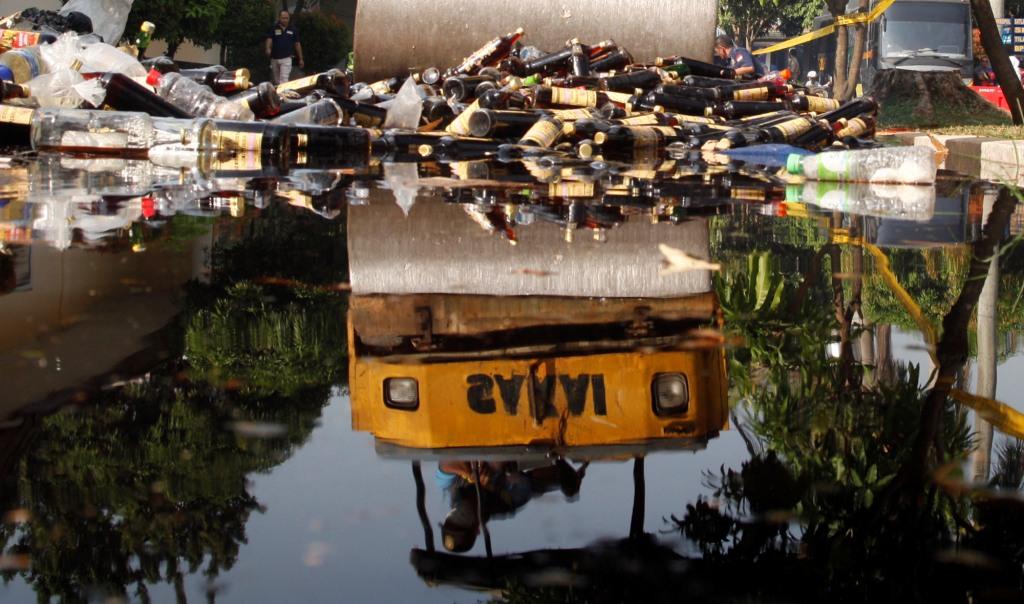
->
[887,131,1024,183]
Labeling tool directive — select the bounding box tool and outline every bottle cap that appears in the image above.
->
[785,183,802,202]
[0,66,14,83]
[786,153,804,175]
[141,21,156,34]
[145,68,162,86]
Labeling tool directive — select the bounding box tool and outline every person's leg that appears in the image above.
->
[270,58,282,85]
[279,58,292,84]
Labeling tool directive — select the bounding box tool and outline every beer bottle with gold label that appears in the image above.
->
[533,86,610,109]
[656,56,735,79]
[786,94,841,114]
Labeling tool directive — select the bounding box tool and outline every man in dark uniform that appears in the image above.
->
[264,10,304,85]
[714,34,766,78]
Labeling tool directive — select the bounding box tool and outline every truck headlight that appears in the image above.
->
[384,378,419,410]
[652,373,689,416]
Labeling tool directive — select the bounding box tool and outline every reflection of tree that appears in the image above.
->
[671,190,1024,600]
[1,204,349,601]
[0,376,329,602]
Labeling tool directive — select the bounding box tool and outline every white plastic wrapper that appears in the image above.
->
[26,69,86,108]
[39,32,82,72]
[59,0,135,44]
[78,42,147,77]
[381,77,424,130]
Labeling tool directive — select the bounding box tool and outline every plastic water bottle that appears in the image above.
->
[0,46,44,83]
[146,69,254,121]
[786,146,936,184]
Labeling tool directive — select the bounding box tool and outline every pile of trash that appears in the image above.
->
[0,20,940,235]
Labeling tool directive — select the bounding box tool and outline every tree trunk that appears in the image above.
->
[166,40,180,60]
[838,22,868,100]
[972,0,1024,124]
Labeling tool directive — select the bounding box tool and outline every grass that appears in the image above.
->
[878,99,1013,131]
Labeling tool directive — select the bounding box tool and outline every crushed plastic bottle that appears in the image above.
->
[147,69,255,122]
[786,146,936,184]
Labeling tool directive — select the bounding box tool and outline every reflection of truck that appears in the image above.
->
[799,0,973,90]
[346,190,728,457]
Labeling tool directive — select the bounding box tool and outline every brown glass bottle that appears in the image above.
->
[421,96,455,124]
[717,100,787,119]
[568,39,590,77]
[602,69,661,92]
[229,82,282,118]
[641,91,712,117]
[445,27,524,78]
[589,48,633,72]
[210,120,290,161]
[656,56,735,79]
[468,109,545,138]
[288,124,370,168]
[814,96,879,124]
[518,115,563,147]
[276,69,351,97]
[98,72,192,118]
[334,97,387,128]
[477,87,529,110]
[533,86,610,108]
[1,80,29,101]
[442,74,497,102]
[783,94,838,114]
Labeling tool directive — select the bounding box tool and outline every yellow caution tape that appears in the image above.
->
[753,0,897,56]
[951,389,1024,441]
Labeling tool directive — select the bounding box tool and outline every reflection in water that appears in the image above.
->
[1,151,1024,601]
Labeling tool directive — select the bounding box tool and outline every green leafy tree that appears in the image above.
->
[125,0,230,57]
[293,10,352,73]
[718,0,825,47]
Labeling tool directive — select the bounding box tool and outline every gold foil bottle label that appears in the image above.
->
[619,113,660,125]
[836,117,868,138]
[0,105,32,125]
[805,95,841,113]
[548,181,595,198]
[550,87,598,107]
[445,99,481,135]
[604,91,633,104]
[520,119,561,147]
[550,108,592,120]
[214,130,263,154]
[276,73,319,93]
[770,117,812,139]
[731,86,769,102]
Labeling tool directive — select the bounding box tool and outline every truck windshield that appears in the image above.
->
[880,3,968,58]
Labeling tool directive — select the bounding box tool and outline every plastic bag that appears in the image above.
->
[26,68,86,107]
[39,32,82,72]
[78,41,147,77]
[59,0,134,44]
[382,77,424,130]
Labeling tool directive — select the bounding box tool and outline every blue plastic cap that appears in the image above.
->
[0,65,14,83]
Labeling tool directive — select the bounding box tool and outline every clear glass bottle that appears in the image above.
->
[30,107,216,156]
[146,69,254,121]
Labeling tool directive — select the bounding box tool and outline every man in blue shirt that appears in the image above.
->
[264,10,304,85]
[714,35,766,78]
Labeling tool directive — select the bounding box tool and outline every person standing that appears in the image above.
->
[265,10,303,85]
[713,34,766,78]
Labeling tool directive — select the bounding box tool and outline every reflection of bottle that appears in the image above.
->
[0,104,33,146]
[789,180,936,221]
[146,69,254,121]
[31,108,215,156]
[787,146,936,184]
